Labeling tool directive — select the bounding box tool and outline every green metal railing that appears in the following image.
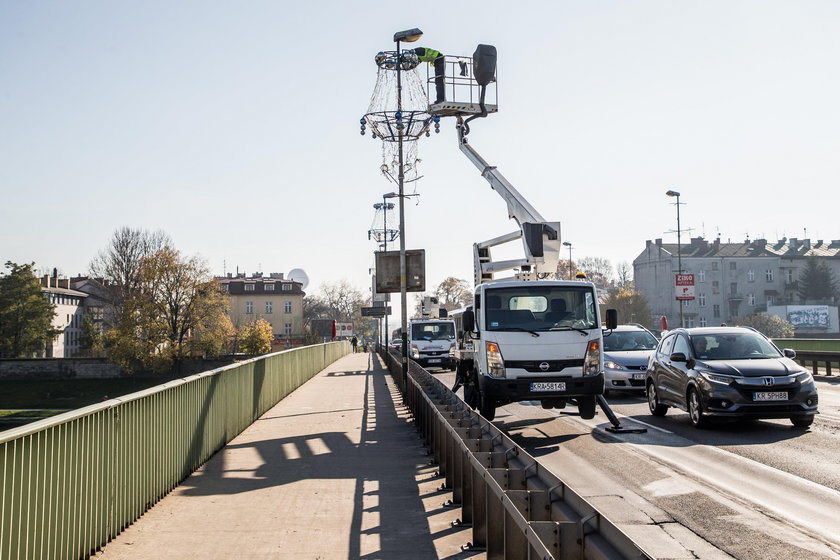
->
[0,342,349,560]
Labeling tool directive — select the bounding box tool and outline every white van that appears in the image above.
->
[409,319,457,370]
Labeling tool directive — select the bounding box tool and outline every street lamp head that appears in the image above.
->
[393,28,423,42]
[383,192,398,199]
[665,190,680,197]
[562,241,572,247]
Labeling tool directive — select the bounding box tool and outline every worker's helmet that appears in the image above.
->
[400,52,419,70]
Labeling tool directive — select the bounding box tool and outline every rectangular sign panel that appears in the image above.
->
[375,250,426,293]
[675,273,695,300]
[361,306,392,317]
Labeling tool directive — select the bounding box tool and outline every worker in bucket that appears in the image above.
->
[413,47,446,104]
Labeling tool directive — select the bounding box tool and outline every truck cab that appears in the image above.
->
[461,280,608,420]
[409,319,457,370]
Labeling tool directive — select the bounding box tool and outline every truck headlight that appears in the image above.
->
[410,344,420,359]
[486,341,505,378]
[583,340,601,376]
[449,341,456,358]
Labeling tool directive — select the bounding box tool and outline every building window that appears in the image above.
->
[284,323,292,335]
[748,293,755,306]
[748,269,755,282]
[244,283,255,292]
[246,301,253,314]
[713,304,720,318]
[729,261,737,270]
[712,281,719,294]
[730,282,738,295]
[767,295,774,306]
[686,317,695,328]
[282,284,292,291]
[785,269,794,283]
[711,262,719,271]
[683,299,690,308]
[698,293,706,307]
[265,301,273,314]
[265,283,275,291]
[698,270,706,283]
[700,317,707,327]
[284,301,292,313]
[766,270,774,282]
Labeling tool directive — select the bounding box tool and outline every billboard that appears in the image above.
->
[675,274,695,301]
[375,250,426,293]
[336,322,354,337]
[787,305,831,328]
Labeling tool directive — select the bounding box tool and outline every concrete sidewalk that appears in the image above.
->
[94,352,480,560]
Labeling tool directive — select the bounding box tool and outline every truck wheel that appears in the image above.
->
[464,382,479,409]
[479,391,496,420]
[577,396,596,420]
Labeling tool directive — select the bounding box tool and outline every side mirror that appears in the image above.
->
[669,352,687,363]
[783,348,796,358]
[463,309,475,332]
[605,309,618,330]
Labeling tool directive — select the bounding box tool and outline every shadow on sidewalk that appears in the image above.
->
[177,353,441,559]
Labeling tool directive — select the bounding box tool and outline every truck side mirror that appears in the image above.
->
[463,309,475,332]
[605,309,618,330]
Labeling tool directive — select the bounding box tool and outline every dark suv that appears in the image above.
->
[646,327,818,428]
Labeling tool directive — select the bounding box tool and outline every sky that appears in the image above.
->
[2,1,839,321]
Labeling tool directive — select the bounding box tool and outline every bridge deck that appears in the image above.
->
[93,352,478,560]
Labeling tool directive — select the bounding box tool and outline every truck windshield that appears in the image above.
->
[411,323,456,341]
[483,286,598,332]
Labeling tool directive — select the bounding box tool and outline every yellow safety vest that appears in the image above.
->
[417,48,441,65]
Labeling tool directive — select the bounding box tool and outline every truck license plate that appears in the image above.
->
[531,382,565,392]
[428,359,441,364]
[753,391,787,401]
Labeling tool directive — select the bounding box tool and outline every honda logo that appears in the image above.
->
[539,362,550,371]
[763,377,775,387]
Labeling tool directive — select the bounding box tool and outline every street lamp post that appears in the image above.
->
[666,190,683,328]
[562,241,573,279]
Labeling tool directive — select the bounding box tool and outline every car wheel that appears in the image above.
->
[577,396,597,420]
[790,416,814,428]
[646,382,668,416]
[688,388,709,428]
[478,390,496,421]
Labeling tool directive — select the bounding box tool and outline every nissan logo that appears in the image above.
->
[763,377,775,387]
[539,362,550,371]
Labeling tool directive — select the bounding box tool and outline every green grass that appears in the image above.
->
[0,378,170,410]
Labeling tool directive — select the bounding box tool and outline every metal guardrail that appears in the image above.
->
[0,342,349,560]
[381,348,652,560]
[793,350,840,376]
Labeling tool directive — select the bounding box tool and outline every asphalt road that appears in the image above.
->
[434,369,840,560]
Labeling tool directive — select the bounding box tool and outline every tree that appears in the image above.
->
[734,313,795,338]
[616,261,633,287]
[798,258,837,303]
[601,287,652,327]
[238,318,273,354]
[79,313,104,357]
[555,259,577,280]
[0,262,61,357]
[577,257,614,288]
[317,280,366,322]
[434,277,473,310]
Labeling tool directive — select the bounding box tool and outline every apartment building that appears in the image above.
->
[633,237,840,334]
[217,273,306,341]
[40,276,87,357]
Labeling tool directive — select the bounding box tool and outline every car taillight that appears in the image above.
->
[583,339,601,376]
[486,341,505,378]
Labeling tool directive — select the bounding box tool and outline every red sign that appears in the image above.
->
[675,274,695,301]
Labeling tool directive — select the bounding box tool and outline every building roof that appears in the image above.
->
[217,275,305,296]
[637,237,840,262]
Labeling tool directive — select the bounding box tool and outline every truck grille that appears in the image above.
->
[505,359,584,373]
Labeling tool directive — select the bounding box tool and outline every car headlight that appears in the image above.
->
[486,341,505,378]
[699,371,734,385]
[795,371,813,384]
[449,341,456,357]
[604,360,622,370]
[583,339,601,376]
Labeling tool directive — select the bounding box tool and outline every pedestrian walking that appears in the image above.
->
[351,336,358,352]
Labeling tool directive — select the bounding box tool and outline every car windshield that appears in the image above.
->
[603,330,658,351]
[691,332,782,360]
[483,285,598,332]
[411,323,455,341]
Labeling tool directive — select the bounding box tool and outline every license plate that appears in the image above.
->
[632,373,645,380]
[531,382,566,392]
[753,391,788,401]
[428,359,441,363]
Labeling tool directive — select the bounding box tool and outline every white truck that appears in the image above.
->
[435,45,617,421]
[409,318,457,370]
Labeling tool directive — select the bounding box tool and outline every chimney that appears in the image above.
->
[802,238,811,250]
[713,238,721,249]
[655,238,662,247]
[42,274,50,288]
[53,267,58,279]
[789,238,798,250]
[60,279,70,289]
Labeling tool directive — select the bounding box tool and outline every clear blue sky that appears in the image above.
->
[2,1,839,319]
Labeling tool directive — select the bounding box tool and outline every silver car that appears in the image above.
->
[602,324,659,397]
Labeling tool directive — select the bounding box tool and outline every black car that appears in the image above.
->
[645,327,818,428]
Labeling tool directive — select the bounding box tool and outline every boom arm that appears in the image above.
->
[456,118,562,285]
